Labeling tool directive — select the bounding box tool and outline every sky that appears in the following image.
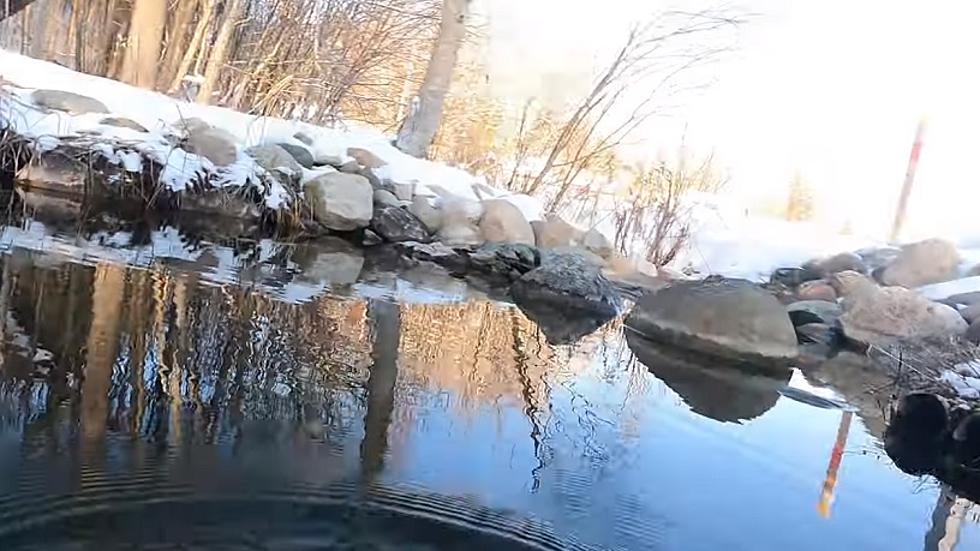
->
[481,0,980,242]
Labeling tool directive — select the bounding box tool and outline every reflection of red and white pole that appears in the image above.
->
[889,119,927,243]
[817,411,853,518]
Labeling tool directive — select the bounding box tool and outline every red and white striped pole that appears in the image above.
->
[889,119,927,243]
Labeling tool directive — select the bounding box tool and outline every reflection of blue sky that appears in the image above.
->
[385,332,962,550]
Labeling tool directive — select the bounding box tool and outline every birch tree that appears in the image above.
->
[394,0,470,158]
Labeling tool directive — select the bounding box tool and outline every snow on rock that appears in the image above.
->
[0,50,513,216]
[917,276,980,302]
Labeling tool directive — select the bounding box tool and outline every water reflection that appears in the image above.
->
[0,213,976,549]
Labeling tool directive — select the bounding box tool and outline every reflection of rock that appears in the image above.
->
[291,238,364,286]
[626,331,789,423]
[513,295,614,345]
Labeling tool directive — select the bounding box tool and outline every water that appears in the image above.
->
[0,211,976,550]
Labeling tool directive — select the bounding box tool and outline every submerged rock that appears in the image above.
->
[879,238,960,288]
[370,205,430,242]
[303,172,373,231]
[626,277,798,371]
[840,286,967,346]
[31,89,109,115]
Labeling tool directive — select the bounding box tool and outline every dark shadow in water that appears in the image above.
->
[360,298,400,483]
[511,298,616,345]
[626,330,790,423]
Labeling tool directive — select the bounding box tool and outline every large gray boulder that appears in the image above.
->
[531,214,582,248]
[303,172,373,231]
[510,251,622,343]
[370,205,430,242]
[880,238,960,288]
[840,286,968,346]
[31,89,109,115]
[625,277,799,370]
[479,199,535,245]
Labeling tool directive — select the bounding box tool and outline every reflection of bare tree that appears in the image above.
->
[360,299,400,483]
[81,263,125,441]
[509,308,549,491]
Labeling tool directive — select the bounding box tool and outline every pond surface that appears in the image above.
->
[0,211,977,550]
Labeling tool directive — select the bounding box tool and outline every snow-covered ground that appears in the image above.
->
[0,50,541,216]
[2,50,978,283]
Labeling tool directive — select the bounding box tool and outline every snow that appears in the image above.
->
[0,50,497,213]
[668,197,880,281]
[917,277,980,302]
[942,369,980,400]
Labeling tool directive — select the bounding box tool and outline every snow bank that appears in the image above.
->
[0,50,539,215]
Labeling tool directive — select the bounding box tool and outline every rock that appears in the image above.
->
[391,181,415,201]
[857,246,902,272]
[969,264,980,278]
[510,251,622,341]
[409,196,443,232]
[804,252,867,276]
[276,143,315,169]
[787,300,842,327]
[294,131,315,146]
[370,205,430,242]
[180,189,262,219]
[31,89,109,115]
[339,160,361,174]
[303,172,373,231]
[16,153,87,195]
[839,286,968,346]
[291,238,364,286]
[359,167,383,189]
[478,199,535,245]
[581,228,613,259]
[99,116,147,132]
[470,242,540,279]
[952,412,980,465]
[398,241,469,273]
[347,147,386,168]
[967,320,980,345]
[796,322,839,347]
[625,277,799,370]
[880,238,960,288]
[362,229,383,246]
[946,291,980,306]
[797,280,838,302]
[532,214,583,248]
[962,303,980,324]
[437,199,484,246]
[373,189,400,208]
[770,267,822,287]
[182,124,239,167]
[246,144,304,180]
[829,270,877,299]
[885,392,950,474]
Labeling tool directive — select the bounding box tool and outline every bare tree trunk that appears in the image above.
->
[196,0,243,104]
[159,0,199,89]
[0,0,36,21]
[394,0,470,158]
[168,0,212,93]
[118,0,167,88]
